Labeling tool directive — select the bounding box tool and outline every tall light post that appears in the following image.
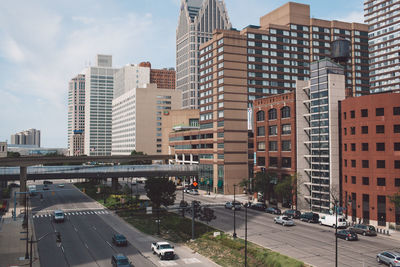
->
[245,198,248,267]
[233,184,237,238]
[335,200,338,267]
[25,193,29,259]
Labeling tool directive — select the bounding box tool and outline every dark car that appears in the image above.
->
[111,254,132,267]
[225,201,242,210]
[112,234,128,246]
[376,251,400,266]
[43,184,50,190]
[283,209,301,219]
[266,207,281,215]
[43,181,53,185]
[348,224,377,236]
[250,203,267,211]
[300,212,320,223]
[336,229,358,241]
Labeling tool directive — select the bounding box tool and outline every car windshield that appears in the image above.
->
[160,244,172,249]
[116,235,125,240]
[282,217,289,220]
[55,212,63,217]
[117,258,129,264]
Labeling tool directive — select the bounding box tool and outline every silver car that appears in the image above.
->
[274,216,295,226]
[377,251,400,266]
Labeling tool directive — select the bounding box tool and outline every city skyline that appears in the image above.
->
[0,0,364,147]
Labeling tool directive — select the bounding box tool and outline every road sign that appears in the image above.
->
[193,181,198,187]
[146,207,152,214]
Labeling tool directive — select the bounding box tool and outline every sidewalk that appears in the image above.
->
[0,190,40,267]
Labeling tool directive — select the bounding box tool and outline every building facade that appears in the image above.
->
[111,84,181,155]
[84,55,118,156]
[150,68,176,90]
[253,92,296,200]
[176,0,231,109]
[67,74,85,156]
[365,0,400,93]
[11,129,41,147]
[341,92,400,227]
[0,142,6,158]
[296,59,346,213]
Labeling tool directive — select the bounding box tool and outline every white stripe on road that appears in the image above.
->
[182,258,201,264]
[159,261,178,266]
[106,241,112,247]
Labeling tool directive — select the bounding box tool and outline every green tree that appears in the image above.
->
[7,151,20,158]
[145,177,176,209]
[253,171,277,203]
[275,176,293,206]
[128,150,151,165]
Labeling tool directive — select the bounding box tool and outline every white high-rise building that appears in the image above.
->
[114,64,150,99]
[84,55,118,156]
[176,0,231,109]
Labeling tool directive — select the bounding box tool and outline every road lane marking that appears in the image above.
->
[158,261,178,266]
[182,258,201,264]
[106,241,112,247]
[84,243,89,249]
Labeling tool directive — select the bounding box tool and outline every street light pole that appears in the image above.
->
[130,177,133,199]
[182,178,185,217]
[245,199,248,267]
[25,193,29,259]
[335,200,338,267]
[233,184,237,238]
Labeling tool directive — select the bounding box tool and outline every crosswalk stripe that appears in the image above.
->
[33,210,110,218]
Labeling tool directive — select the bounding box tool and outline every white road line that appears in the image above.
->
[158,261,178,266]
[83,212,87,215]
[106,241,112,247]
[74,227,78,232]
[182,258,201,264]
[84,243,89,249]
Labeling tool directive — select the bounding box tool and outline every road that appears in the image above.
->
[177,192,400,267]
[29,182,218,267]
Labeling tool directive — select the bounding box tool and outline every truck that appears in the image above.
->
[319,214,347,228]
[151,241,175,260]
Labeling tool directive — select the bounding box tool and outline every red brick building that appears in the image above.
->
[341,92,400,228]
[139,61,176,90]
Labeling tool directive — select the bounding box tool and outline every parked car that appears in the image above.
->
[111,254,132,267]
[335,229,358,241]
[319,214,347,228]
[112,234,128,246]
[183,187,190,193]
[43,184,49,190]
[225,201,242,210]
[300,212,320,223]
[53,210,65,223]
[376,251,400,266]
[151,241,175,260]
[250,203,267,211]
[349,224,377,236]
[274,216,295,226]
[8,183,20,188]
[266,207,281,215]
[283,209,301,219]
[43,181,53,185]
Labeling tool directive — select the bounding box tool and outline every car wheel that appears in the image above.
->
[332,224,336,228]
[362,232,366,236]
[345,237,349,241]
[376,256,381,263]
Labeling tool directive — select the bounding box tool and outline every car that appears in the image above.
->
[58,184,65,188]
[319,214,347,228]
[250,203,267,211]
[283,209,301,219]
[43,184,49,190]
[151,241,175,260]
[274,216,295,226]
[183,187,190,193]
[335,229,358,241]
[300,212,320,223]
[111,254,132,267]
[189,189,199,195]
[53,210,65,223]
[266,207,281,215]
[8,183,20,188]
[225,201,242,210]
[43,181,53,185]
[376,251,400,267]
[112,234,128,246]
[348,224,377,236]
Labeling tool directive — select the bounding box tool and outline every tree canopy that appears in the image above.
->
[145,177,176,208]
[252,171,277,203]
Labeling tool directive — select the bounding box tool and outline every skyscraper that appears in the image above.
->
[67,74,85,156]
[364,0,400,93]
[176,0,231,109]
[84,55,118,156]
[11,129,41,147]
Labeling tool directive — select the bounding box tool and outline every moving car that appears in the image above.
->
[283,209,301,219]
[111,254,132,267]
[58,184,65,188]
[151,241,175,260]
[225,201,242,210]
[112,234,128,246]
[319,214,347,228]
[348,224,377,236]
[43,184,49,190]
[376,251,400,266]
[274,216,295,226]
[266,207,281,215]
[250,203,267,211]
[43,181,53,185]
[335,229,358,241]
[300,212,320,223]
[53,210,65,223]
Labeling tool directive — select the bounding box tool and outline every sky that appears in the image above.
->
[0,0,364,148]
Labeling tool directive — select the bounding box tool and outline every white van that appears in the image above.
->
[53,210,65,223]
[319,214,347,228]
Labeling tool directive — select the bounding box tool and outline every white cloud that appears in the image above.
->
[337,11,365,24]
[0,35,25,62]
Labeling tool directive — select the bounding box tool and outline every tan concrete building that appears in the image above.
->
[112,84,181,155]
[0,142,7,158]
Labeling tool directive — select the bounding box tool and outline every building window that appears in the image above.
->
[361,126,368,134]
[281,140,291,151]
[256,110,265,121]
[257,126,265,136]
[268,108,277,120]
[344,128,347,135]
[269,141,278,151]
[344,112,347,120]
[362,177,369,185]
[395,160,400,169]
[376,108,384,116]
[350,127,356,135]
[257,142,266,151]
[282,157,291,168]
[281,106,290,118]
[395,125,400,133]
[351,160,356,167]
[377,160,386,168]
[362,143,369,151]
[376,125,385,134]
[281,124,291,135]
[344,144,347,151]
[269,125,277,136]
[394,143,400,151]
[351,176,356,184]
[345,175,348,183]
[395,178,400,187]
[350,110,355,118]
[257,157,265,166]
[394,107,400,115]
[361,109,368,117]
[377,178,386,186]
[362,160,369,168]
[351,143,356,151]
[269,157,278,167]
[376,143,385,151]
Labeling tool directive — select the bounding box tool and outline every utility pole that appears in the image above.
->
[130,177,133,199]
[25,193,29,259]
[233,184,237,238]
[245,201,248,267]
[191,201,195,240]
[335,200,338,267]
[182,179,185,217]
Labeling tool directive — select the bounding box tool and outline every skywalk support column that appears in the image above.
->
[111,177,118,192]
[20,166,27,205]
